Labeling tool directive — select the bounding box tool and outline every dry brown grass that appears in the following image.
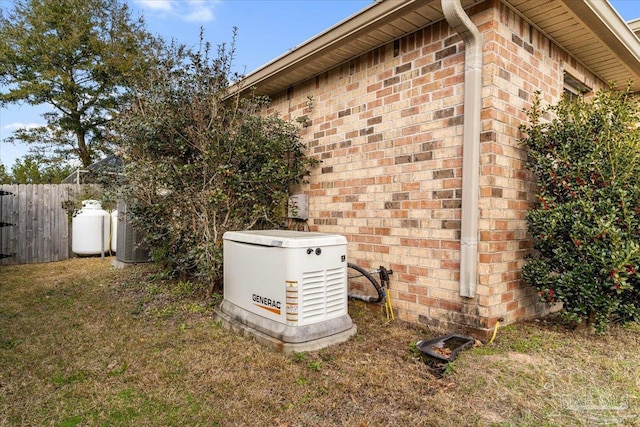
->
[1,258,639,426]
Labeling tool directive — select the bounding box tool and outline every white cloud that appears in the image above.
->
[136,0,173,11]
[183,3,215,22]
[3,122,42,131]
[136,0,216,23]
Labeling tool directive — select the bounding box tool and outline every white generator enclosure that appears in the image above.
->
[217,230,356,351]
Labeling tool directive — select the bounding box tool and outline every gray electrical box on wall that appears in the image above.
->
[287,194,309,220]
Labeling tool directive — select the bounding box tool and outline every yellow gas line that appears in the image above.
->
[488,320,500,344]
[385,290,395,320]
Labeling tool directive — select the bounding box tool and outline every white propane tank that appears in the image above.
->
[72,200,111,256]
[110,209,118,253]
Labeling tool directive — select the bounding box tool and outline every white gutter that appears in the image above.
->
[582,0,640,65]
[442,0,482,298]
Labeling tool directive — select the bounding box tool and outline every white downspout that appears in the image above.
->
[442,0,482,298]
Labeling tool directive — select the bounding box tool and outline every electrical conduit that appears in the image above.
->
[442,0,482,298]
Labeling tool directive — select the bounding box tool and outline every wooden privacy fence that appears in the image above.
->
[0,184,96,265]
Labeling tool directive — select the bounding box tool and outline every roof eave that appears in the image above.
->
[233,0,640,97]
[565,0,640,92]
[232,0,436,96]
[626,17,640,39]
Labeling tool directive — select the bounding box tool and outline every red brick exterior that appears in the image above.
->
[264,0,605,337]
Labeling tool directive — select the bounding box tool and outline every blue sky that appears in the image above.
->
[1,0,639,170]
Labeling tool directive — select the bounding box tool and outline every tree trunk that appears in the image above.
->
[76,130,92,168]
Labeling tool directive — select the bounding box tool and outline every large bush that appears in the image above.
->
[112,36,317,290]
[521,87,640,332]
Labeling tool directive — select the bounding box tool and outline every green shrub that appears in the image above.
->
[521,87,640,332]
[112,33,317,292]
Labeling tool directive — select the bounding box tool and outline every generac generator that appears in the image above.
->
[215,230,356,351]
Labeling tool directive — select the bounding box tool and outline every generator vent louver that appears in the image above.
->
[301,266,346,321]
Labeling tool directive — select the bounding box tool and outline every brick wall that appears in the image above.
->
[475,0,606,332]
[264,0,605,337]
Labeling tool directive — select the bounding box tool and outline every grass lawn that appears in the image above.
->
[1,258,639,426]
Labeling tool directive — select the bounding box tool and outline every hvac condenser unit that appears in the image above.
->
[115,199,150,263]
[216,230,356,351]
